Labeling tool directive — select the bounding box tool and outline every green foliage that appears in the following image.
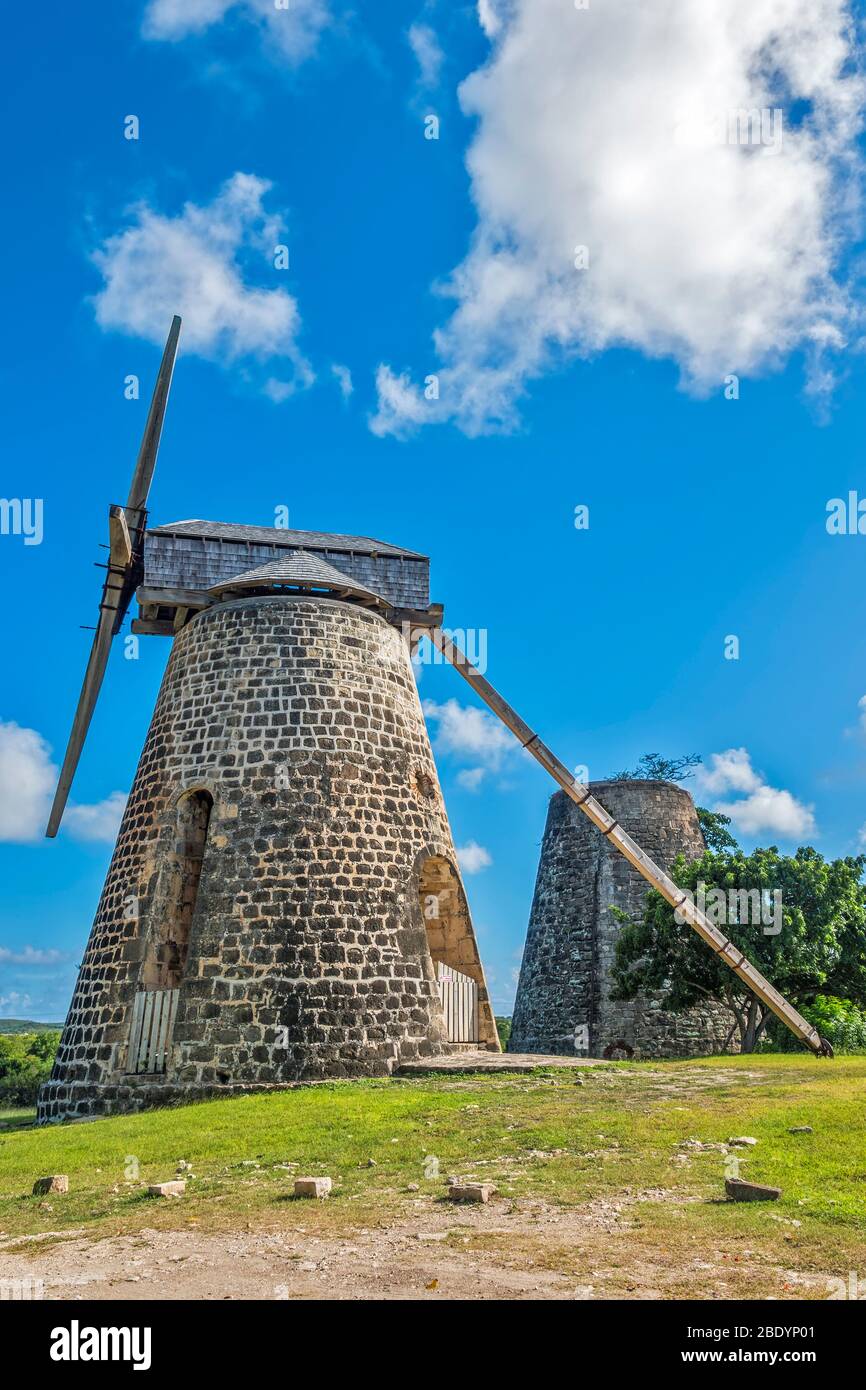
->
[768,995,866,1054]
[495,1016,512,1049]
[0,1032,60,1106]
[696,806,738,852]
[608,753,701,782]
[611,846,866,1051]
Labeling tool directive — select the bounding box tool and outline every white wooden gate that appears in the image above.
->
[436,962,479,1043]
[127,989,179,1074]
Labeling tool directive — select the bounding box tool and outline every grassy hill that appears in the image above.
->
[0,1019,63,1034]
[1,1054,864,1298]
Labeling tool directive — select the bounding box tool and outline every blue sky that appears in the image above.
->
[2,0,866,1021]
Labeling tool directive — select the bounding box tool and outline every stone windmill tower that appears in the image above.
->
[510,780,735,1059]
[40,320,829,1120]
[39,320,498,1121]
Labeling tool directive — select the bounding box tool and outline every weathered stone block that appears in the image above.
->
[32,1175,69,1195]
[725,1178,781,1202]
[294,1176,332,1199]
[448,1182,495,1204]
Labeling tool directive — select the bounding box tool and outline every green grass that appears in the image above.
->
[1,1055,864,1294]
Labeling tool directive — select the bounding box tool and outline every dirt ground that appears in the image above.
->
[0,1192,835,1301]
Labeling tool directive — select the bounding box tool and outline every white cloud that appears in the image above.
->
[331,362,354,399]
[0,946,68,966]
[696,747,815,840]
[858,822,866,848]
[373,0,864,437]
[142,0,331,65]
[0,992,33,1013]
[456,840,492,873]
[64,792,128,844]
[0,720,127,845]
[408,22,444,89]
[0,723,56,844]
[423,698,513,768]
[92,173,313,394]
[476,0,504,39]
[696,748,762,797]
[456,766,486,791]
[858,694,866,732]
[369,365,431,438]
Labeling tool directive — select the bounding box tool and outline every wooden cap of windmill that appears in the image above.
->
[208,550,389,610]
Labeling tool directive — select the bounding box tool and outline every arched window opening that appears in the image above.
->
[141,790,213,992]
[418,854,499,1050]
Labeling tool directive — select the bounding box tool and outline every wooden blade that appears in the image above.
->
[45,542,129,838]
[108,504,133,569]
[125,315,182,525]
[428,625,830,1058]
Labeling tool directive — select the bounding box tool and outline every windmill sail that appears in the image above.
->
[45,317,182,838]
[428,625,830,1057]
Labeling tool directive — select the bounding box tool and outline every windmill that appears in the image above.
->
[40,318,829,1122]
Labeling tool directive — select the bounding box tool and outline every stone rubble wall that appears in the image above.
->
[509,780,737,1059]
[39,596,493,1122]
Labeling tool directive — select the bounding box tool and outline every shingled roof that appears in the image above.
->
[209,550,388,608]
[149,519,426,560]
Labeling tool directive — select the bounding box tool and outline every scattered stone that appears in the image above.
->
[148,1181,186,1198]
[294,1176,332,1199]
[725,1178,781,1203]
[32,1176,68,1196]
[297,1261,317,1272]
[406,1183,420,1192]
[448,1182,496,1204]
[728,1137,758,1147]
[788,1126,813,1135]
[365,1158,377,1168]
[416,1232,447,1241]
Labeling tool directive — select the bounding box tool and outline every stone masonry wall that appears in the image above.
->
[509,781,736,1059]
[40,596,494,1121]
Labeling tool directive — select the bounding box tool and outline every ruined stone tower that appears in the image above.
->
[509,780,734,1059]
[40,522,498,1121]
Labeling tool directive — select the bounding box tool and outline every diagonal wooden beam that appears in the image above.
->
[125,315,182,528]
[428,625,830,1058]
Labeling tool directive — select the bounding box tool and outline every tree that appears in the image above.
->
[610,846,866,1052]
[609,752,702,782]
[696,806,738,852]
[605,751,738,851]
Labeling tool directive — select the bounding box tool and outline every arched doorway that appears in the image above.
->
[418,854,499,1050]
[141,789,213,991]
[129,790,213,1074]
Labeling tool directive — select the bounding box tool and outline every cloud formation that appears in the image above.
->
[0,946,69,966]
[142,0,331,66]
[408,22,444,89]
[373,0,864,437]
[696,748,815,840]
[92,173,313,395]
[0,721,126,845]
[456,840,492,874]
[423,698,513,766]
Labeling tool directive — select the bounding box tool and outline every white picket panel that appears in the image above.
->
[436,962,478,1043]
[127,988,179,1073]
